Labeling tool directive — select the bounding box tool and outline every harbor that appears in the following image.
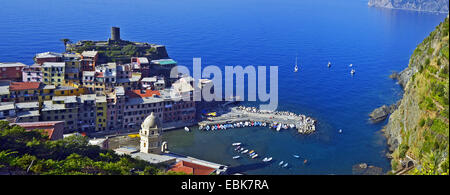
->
[198,106,316,134]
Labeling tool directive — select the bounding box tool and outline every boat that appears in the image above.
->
[233,156,241,159]
[249,150,254,154]
[304,159,308,164]
[262,157,272,162]
[282,163,288,168]
[241,149,248,154]
[232,142,241,146]
[349,63,353,67]
[294,56,299,72]
[235,146,241,151]
[184,126,190,132]
[251,154,259,159]
[198,125,203,130]
[276,125,281,131]
[279,161,284,166]
[351,69,355,75]
[338,129,343,133]
[327,61,331,68]
[293,155,300,158]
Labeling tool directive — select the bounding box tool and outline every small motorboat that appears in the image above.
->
[304,159,308,164]
[294,56,299,72]
[279,161,284,166]
[251,154,259,159]
[262,157,272,162]
[198,125,203,130]
[184,126,190,132]
[249,150,254,154]
[232,142,241,146]
[233,156,241,159]
[327,61,331,68]
[351,69,355,75]
[349,63,353,67]
[338,129,343,133]
[276,125,281,131]
[293,155,300,158]
[234,146,241,151]
[282,163,288,168]
[241,149,248,154]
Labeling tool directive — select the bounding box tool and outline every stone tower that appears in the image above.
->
[140,112,162,154]
[111,27,121,41]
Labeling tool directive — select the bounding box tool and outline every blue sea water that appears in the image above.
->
[0,0,447,174]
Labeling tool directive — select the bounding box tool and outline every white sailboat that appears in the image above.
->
[294,56,299,72]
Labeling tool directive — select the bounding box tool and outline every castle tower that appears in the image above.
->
[140,112,162,154]
[111,27,121,41]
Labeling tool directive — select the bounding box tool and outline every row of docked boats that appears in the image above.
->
[232,142,308,169]
[199,121,268,131]
[268,122,296,131]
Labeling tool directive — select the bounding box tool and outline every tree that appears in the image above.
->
[60,38,71,52]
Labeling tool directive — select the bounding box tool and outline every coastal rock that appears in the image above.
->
[352,163,384,175]
[368,0,449,13]
[369,101,400,123]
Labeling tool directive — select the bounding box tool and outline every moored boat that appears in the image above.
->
[233,156,240,159]
[279,161,284,166]
[232,142,241,146]
[184,126,190,132]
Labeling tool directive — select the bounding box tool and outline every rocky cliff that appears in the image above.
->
[384,16,449,174]
[368,0,449,13]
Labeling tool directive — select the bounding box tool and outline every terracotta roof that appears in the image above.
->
[9,82,41,91]
[125,89,160,98]
[12,121,64,140]
[169,161,216,175]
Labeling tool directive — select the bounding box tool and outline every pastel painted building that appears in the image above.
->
[42,62,65,86]
[41,96,79,133]
[95,95,107,131]
[34,52,63,65]
[22,64,42,82]
[123,90,164,130]
[0,62,27,81]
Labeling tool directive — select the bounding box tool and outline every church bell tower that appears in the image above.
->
[140,112,162,154]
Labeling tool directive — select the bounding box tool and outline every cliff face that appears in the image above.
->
[385,16,449,174]
[368,0,449,13]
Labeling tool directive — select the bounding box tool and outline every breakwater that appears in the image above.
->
[198,106,316,134]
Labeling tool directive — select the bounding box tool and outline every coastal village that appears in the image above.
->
[0,27,316,175]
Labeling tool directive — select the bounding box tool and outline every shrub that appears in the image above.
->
[399,143,409,158]
[419,118,426,127]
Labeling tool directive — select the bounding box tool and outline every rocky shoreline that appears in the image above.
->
[368,0,449,13]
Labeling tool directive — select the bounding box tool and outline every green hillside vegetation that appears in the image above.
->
[0,121,180,175]
[389,17,449,175]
